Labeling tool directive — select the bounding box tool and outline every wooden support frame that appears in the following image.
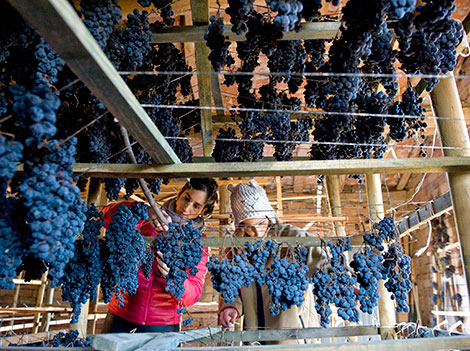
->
[190,0,213,156]
[146,235,364,247]
[23,156,470,179]
[366,174,396,340]
[8,0,180,165]
[176,336,470,351]
[430,73,470,306]
[150,22,341,43]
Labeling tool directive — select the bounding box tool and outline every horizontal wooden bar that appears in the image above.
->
[16,157,470,178]
[176,335,470,351]
[8,0,180,165]
[151,22,340,43]
[147,235,363,247]
[193,326,379,343]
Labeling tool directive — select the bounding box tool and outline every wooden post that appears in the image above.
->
[9,271,24,327]
[70,179,103,337]
[430,73,470,305]
[366,174,397,340]
[39,286,55,332]
[31,272,48,333]
[326,176,346,237]
[276,176,283,218]
[190,0,213,157]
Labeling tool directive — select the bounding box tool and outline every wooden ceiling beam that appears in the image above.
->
[24,156,470,178]
[151,22,340,43]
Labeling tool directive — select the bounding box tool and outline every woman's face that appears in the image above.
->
[236,217,269,238]
[175,188,208,220]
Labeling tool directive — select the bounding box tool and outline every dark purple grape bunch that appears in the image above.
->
[268,0,304,33]
[205,16,235,72]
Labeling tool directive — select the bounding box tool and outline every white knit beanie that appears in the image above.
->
[228,180,276,227]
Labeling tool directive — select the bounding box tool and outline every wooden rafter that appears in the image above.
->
[150,22,341,43]
[191,0,213,156]
[19,156,470,178]
[8,0,181,165]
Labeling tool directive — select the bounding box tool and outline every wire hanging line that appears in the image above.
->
[119,70,470,80]
[164,135,467,150]
[141,103,469,122]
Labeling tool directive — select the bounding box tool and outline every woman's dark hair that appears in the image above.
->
[179,178,218,216]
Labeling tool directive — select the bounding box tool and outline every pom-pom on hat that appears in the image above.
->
[228,180,276,227]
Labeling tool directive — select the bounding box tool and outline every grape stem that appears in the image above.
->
[119,125,169,226]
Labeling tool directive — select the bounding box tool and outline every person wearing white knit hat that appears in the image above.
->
[227,179,276,236]
[220,179,324,345]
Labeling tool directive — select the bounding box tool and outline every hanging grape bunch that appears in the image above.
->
[154,221,205,300]
[205,16,235,72]
[312,238,358,327]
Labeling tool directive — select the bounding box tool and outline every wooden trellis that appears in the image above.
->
[6,0,470,348]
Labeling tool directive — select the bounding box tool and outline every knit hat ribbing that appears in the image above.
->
[228,180,276,227]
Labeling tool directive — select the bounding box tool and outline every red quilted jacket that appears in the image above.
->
[102,201,209,325]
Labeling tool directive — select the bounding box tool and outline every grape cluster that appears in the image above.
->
[383,245,412,312]
[384,0,416,20]
[0,196,24,289]
[205,16,235,72]
[207,251,257,303]
[101,202,148,305]
[0,135,23,195]
[80,0,121,49]
[267,0,304,33]
[153,222,204,300]
[213,128,241,162]
[397,0,462,92]
[12,82,87,284]
[225,0,255,34]
[350,247,384,314]
[138,0,174,25]
[49,330,91,348]
[312,239,358,327]
[60,205,104,322]
[34,39,65,85]
[265,247,310,315]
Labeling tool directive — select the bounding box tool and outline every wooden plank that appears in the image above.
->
[191,0,213,157]
[151,22,341,43]
[34,156,470,179]
[192,326,379,343]
[8,0,180,165]
[147,235,364,247]
[176,336,470,351]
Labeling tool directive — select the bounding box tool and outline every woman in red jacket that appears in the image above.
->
[101,178,218,333]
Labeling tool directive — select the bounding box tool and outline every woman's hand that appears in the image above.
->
[220,307,238,330]
[156,251,170,278]
[149,208,172,232]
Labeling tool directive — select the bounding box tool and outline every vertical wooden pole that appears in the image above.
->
[326,175,346,237]
[276,176,283,218]
[70,179,103,337]
[191,0,213,157]
[39,286,55,332]
[430,73,470,305]
[32,272,48,333]
[9,272,24,327]
[366,174,397,340]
